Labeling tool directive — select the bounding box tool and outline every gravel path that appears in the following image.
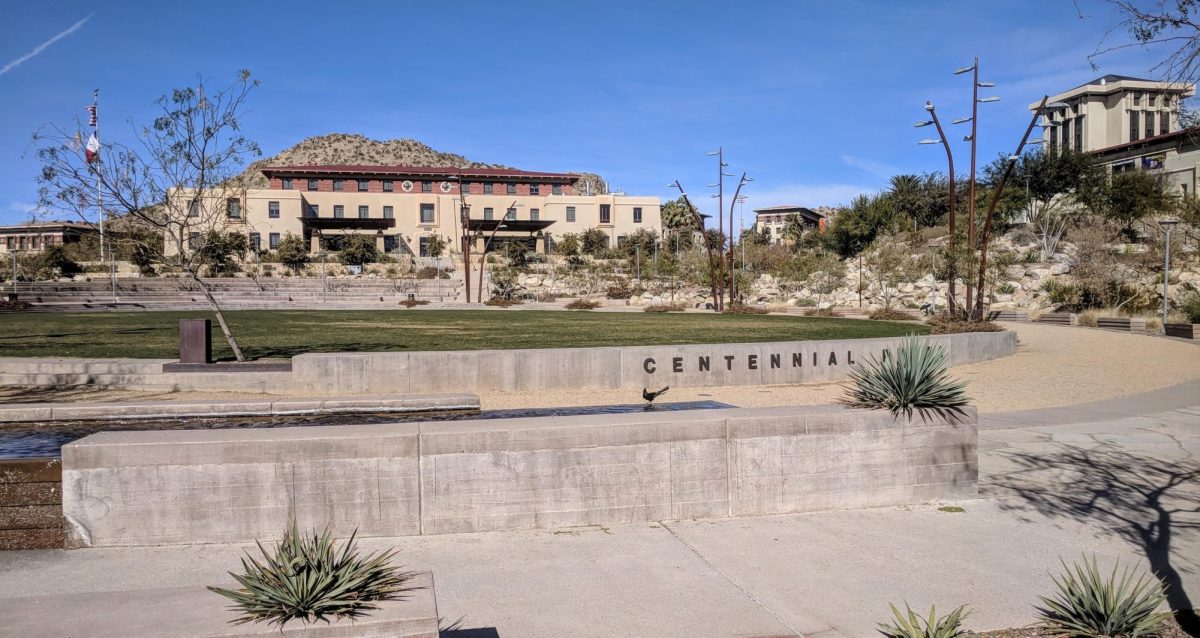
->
[479,323,1200,413]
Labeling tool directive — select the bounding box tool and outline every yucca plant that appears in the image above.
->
[208,521,415,628]
[1037,555,1170,638]
[877,603,970,638]
[843,335,968,417]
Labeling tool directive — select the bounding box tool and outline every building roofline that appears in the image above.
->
[753,205,823,217]
[0,221,95,232]
[1028,75,1196,110]
[260,165,580,181]
[1089,129,1191,156]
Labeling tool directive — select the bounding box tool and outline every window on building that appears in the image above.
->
[1133,91,1144,106]
[357,179,368,192]
[506,183,516,195]
[420,203,435,224]
[269,233,280,249]
[484,207,494,220]
[483,182,493,194]
[530,208,540,221]
[552,184,562,195]
[1075,115,1084,150]
[188,232,200,250]
[1130,110,1140,142]
[282,178,293,190]
[566,206,576,222]
[4,238,11,250]
[458,181,470,195]
[1146,111,1156,139]
[334,205,344,218]
[358,205,369,219]
[188,199,199,217]
[600,204,611,224]
[384,236,398,252]
[308,178,319,191]
[1162,111,1171,136]
[307,204,319,218]
[226,199,241,219]
[421,181,432,193]
[333,179,344,191]
[1050,126,1058,148]
[505,207,516,220]
[383,205,394,219]
[264,201,278,219]
[530,184,540,195]
[419,236,431,257]
[383,179,393,192]
[250,233,261,252]
[633,207,643,223]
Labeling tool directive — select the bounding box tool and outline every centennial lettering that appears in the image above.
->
[672,357,683,373]
[698,356,710,372]
[847,350,855,365]
[771,353,781,369]
[793,353,803,368]
[748,354,758,370]
[724,355,735,370]
[643,357,656,373]
[813,352,818,367]
[828,352,838,366]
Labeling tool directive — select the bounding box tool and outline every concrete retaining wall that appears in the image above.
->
[62,405,977,548]
[292,331,1017,394]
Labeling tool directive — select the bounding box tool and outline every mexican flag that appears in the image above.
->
[85,132,99,163]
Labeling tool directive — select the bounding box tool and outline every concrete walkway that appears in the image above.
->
[1,400,1197,637]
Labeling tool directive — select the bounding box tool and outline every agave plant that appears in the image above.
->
[843,335,968,417]
[1037,555,1170,638]
[877,603,970,638]
[208,521,415,628]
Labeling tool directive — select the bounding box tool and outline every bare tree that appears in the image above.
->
[35,71,261,361]
[1091,0,1200,85]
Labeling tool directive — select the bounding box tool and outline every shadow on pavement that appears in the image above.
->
[987,441,1200,636]
[441,616,500,637]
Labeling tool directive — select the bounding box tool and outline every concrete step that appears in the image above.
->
[0,359,171,375]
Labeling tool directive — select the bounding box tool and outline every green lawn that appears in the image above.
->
[0,310,928,360]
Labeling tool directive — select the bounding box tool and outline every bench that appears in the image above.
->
[1037,312,1077,326]
[1165,323,1199,339]
[1097,317,1147,333]
[986,311,1029,322]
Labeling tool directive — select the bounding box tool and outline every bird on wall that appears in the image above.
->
[642,386,670,406]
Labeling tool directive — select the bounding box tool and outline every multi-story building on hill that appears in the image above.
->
[1029,75,1198,195]
[177,165,661,258]
[752,205,826,244]
[0,221,96,255]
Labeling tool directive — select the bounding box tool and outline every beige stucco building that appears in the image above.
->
[178,165,661,258]
[0,221,96,255]
[752,205,827,244]
[1030,75,1199,194]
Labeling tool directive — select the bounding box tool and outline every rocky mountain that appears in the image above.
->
[238,133,607,195]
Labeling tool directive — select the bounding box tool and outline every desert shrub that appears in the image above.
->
[1008,226,1038,246]
[580,228,610,257]
[415,266,439,280]
[722,302,768,315]
[565,299,600,310]
[399,299,429,308]
[643,302,687,312]
[606,278,633,299]
[484,297,522,307]
[869,308,915,321]
[794,297,817,307]
[338,235,379,266]
[1180,292,1200,323]
[877,603,970,638]
[926,315,1004,334]
[207,522,414,628]
[803,308,840,317]
[843,335,968,417]
[275,234,310,274]
[1077,309,1099,327]
[1036,556,1169,638]
[995,282,1017,295]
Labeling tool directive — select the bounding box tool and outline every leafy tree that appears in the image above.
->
[580,228,610,257]
[199,230,249,276]
[781,215,807,245]
[1080,169,1173,234]
[338,234,380,265]
[275,233,310,273]
[738,226,770,248]
[35,70,260,360]
[621,228,658,260]
[864,239,919,310]
[821,193,901,258]
[555,233,580,257]
[660,197,697,232]
[426,234,448,259]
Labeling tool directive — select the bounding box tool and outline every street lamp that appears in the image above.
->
[916,101,958,314]
[928,241,940,314]
[951,56,1001,313]
[1159,218,1179,331]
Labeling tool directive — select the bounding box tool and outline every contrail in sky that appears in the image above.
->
[0,14,93,77]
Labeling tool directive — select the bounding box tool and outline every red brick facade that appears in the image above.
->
[266,170,575,196]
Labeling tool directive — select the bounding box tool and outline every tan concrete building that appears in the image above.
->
[0,221,96,255]
[752,205,826,244]
[180,165,661,258]
[1029,75,1199,194]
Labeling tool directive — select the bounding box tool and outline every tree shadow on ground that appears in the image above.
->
[987,441,1200,635]
[440,616,500,637]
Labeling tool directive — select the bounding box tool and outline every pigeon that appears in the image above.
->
[642,386,670,404]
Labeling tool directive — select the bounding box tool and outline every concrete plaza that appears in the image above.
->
[2,383,1197,637]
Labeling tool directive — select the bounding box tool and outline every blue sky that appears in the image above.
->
[0,0,1174,226]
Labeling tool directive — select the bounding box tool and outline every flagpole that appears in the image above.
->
[92,89,104,265]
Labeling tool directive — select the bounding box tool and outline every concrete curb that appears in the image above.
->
[0,393,480,423]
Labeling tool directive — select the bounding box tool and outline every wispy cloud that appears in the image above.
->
[840,154,901,180]
[749,182,878,209]
[0,14,92,77]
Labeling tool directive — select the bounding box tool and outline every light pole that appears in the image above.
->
[727,174,752,302]
[915,101,957,314]
[737,194,748,289]
[669,180,720,310]
[707,148,735,310]
[928,241,939,314]
[952,58,1000,313]
[1160,218,1179,331]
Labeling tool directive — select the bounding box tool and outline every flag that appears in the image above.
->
[87,104,97,127]
[71,131,82,151]
[85,132,99,163]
